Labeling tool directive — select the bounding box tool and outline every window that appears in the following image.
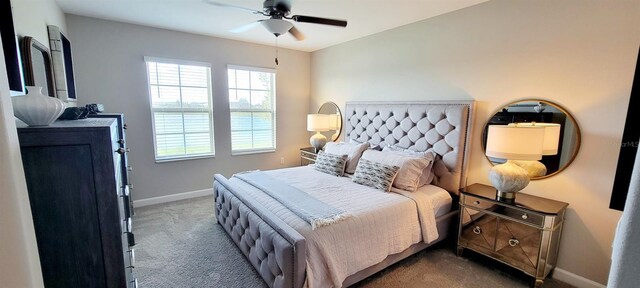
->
[145,57,214,162]
[227,65,276,154]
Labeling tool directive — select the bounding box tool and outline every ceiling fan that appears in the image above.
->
[204,0,348,41]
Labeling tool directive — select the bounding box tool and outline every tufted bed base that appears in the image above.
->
[214,101,474,288]
[214,174,459,288]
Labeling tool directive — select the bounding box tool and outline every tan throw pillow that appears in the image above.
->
[314,151,348,177]
[352,159,400,192]
[362,149,433,192]
[382,146,436,187]
[324,141,370,174]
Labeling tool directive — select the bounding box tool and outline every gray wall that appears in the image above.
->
[66,15,311,201]
[310,0,639,285]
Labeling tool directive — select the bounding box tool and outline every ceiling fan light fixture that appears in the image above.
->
[261,18,293,36]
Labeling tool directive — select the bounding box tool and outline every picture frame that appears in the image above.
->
[20,36,56,97]
[1,0,26,96]
[47,25,77,102]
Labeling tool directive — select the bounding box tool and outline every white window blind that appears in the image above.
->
[227,65,276,154]
[145,57,214,162]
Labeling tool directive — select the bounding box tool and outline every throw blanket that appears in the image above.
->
[235,171,350,229]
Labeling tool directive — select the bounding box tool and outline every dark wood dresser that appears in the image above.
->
[18,118,137,288]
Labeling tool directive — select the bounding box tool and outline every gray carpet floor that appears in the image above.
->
[133,196,574,288]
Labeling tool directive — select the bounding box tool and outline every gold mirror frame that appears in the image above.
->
[317,102,342,142]
[482,99,581,180]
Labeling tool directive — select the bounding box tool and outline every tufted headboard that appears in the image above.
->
[345,101,475,194]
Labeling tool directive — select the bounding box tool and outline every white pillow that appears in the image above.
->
[361,149,433,192]
[324,142,370,174]
[382,146,436,186]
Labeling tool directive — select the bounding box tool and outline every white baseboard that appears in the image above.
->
[552,268,606,288]
[133,188,214,208]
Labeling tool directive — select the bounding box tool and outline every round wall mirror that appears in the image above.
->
[318,102,342,141]
[482,99,581,180]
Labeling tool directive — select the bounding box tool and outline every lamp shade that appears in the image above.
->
[486,125,545,160]
[514,123,561,155]
[328,114,340,130]
[307,114,330,132]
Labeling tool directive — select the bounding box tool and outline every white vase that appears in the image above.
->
[12,86,66,126]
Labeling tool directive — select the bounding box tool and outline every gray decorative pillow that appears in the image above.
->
[314,151,348,177]
[352,159,400,192]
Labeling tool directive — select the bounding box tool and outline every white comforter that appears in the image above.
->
[229,166,446,288]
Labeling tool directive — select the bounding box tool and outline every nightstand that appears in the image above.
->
[300,147,318,166]
[457,184,568,287]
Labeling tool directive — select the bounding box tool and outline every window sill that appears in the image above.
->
[231,149,276,156]
[155,154,215,163]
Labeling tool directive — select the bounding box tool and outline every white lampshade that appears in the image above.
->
[261,19,293,36]
[513,123,561,155]
[307,114,330,132]
[328,114,340,130]
[486,125,545,160]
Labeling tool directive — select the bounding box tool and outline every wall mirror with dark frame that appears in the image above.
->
[482,99,581,180]
[318,102,342,142]
[20,36,56,97]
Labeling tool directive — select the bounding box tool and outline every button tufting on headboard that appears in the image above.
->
[345,102,474,194]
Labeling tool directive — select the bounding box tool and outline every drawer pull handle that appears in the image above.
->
[473,201,480,205]
[509,238,520,247]
[473,226,482,234]
[118,139,125,145]
[116,148,125,154]
[521,214,528,220]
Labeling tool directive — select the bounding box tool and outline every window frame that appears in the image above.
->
[227,64,277,155]
[144,56,215,163]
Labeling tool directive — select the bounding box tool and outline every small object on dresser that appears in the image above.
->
[59,107,83,120]
[85,103,105,114]
[457,183,568,288]
[11,86,65,126]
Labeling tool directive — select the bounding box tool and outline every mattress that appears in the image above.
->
[229,165,452,288]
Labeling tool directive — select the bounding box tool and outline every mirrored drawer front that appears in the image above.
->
[459,207,498,251]
[300,151,317,160]
[463,196,544,227]
[494,218,541,274]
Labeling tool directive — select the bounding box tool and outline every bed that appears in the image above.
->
[213,101,474,288]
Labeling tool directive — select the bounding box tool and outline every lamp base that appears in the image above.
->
[511,160,547,178]
[310,132,327,151]
[489,160,530,199]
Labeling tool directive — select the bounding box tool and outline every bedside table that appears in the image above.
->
[457,183,568,287]
[300,147,318,166]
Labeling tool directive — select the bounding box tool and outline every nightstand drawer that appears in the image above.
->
[300,150,317,160]
[459,207,498,251]
[463,195,544,227]
[494,218,542,275]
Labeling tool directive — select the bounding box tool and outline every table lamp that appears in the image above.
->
[510,123,561,177]
[307,114,330,151]
[485,125,545,200]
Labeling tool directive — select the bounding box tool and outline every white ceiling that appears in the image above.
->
[56,0,488,52]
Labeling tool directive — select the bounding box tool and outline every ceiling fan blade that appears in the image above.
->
[288,25,305,41]
[203,0,262,14]
[230,21,262,33]
[291,15,347,27]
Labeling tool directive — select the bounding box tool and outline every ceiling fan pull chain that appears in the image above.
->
[275,36,279,66]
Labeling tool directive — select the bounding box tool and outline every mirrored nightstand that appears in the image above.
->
[300,147,318,166]
[457,183,569,287]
